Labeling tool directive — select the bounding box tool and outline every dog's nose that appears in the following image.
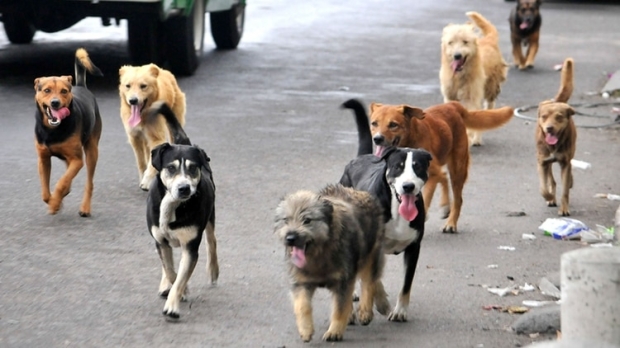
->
[50,99,61,108]
[545,126,554,133]
[128,97,139,105]
[402,182,415,193]
[177,184,191,197]
[285,233,298,246]
[373,135,384,145]
[453,53,463,60]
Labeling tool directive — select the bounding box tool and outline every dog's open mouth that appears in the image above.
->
[545,132,559,145]
[290,244,308,269]
[374,137,400,157]
[520,20,531,30]
[45,106,71,126]
[128,99,147,128]
[451,56,467,73]
[396,193,419,222]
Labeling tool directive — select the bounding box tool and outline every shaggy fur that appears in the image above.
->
[440,11,509,146]
[118,63,186,190]
[536,58,576,216]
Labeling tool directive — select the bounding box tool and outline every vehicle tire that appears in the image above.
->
[210,2,245,49]
[2,11,36,44]
[165,0,205,76]
[127,16,164,66]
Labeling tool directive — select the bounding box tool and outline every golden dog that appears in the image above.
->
[440,11,509,146]
[118,63,186,190]
[368,101,513,233]
[536,58,575,216]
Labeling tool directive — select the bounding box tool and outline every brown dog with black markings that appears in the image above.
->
[274,184,389,342]
[34,48,103,216]
[509,0,542,70]
[368,101,513,233]
[536,58,575,216]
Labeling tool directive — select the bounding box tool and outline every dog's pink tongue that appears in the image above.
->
[398,195,418,222]
[375,145,385,157]
[291,247,306,268]
[520,22,529,30]
[545,133,559,145]
[51,107,70,120]
[128,105,142,128]
[451,60,463,72]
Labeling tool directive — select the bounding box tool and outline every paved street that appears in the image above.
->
[0,0,619,347]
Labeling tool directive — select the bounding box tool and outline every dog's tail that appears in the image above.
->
[341,99,374,156]
[554,58,574,103]
[148,101,192,145]
[461,104,514,131]
[74,48,103,87]
[466,11,499,43]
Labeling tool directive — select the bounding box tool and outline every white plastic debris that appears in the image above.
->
[519,283,536,292]
[522,300,557,307]
[498,246,516,251]
[570,159,591,170]
[487,286,516,297]
[487,264,499,269]
[538,217,589,240]
[594,193,620,201]
[522,233,537,240]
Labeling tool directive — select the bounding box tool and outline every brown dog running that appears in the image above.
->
[274,184,389,342]
[368,101,513,233]
[34,48,103,216]
[509,0,542,70]
[536,58,575,216]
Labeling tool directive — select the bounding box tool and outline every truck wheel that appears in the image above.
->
[2,11,36,44]
[165,0,205,76]
[210,3,245,49]
[127,16,164,66]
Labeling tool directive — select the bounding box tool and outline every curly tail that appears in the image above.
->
[466,11,499,44]
[341,99,374,156]
[74,48,103,87]
[147,101,191,145]
[554,58,574,103]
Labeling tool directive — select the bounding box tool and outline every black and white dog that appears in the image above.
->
[339,99,431,322]
[146,101,218,319]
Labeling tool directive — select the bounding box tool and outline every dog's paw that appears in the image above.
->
[547,201,557,207]
[322,330,343,342]
[442,225,458,234]
[440,205,451,219]
[158,289,170,298]
[48,198,62,215]
[357,308,373,326]
[348,310,357,325]
[78,211,91,217]
[375,294,391,316]
[387,308,408,322]
[298,329,314,342]
[162,308,180,319]
[558,209,570,217]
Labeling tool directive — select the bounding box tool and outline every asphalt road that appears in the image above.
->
[1,1,619,347]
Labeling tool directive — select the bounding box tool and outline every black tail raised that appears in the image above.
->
[341,99,373,156]
[148,101,191,145]
[74,48,103,88]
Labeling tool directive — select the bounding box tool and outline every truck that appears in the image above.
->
[0,0,246,75]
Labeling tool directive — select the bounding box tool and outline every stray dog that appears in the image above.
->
[340,99,432,322]
[536,58,575,216]
[146,101,217,319]
[440,11,509,146]
[118,63,186,190]
[509,0,542,70]
[343,99,514,233]
[34,48,103,216]
[274,184,388,342]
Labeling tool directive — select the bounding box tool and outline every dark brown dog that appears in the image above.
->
[367,101,513,233]
[509,0,542,70]
[536,58,575,216]
[34,48,103,216]
[274,184,389,342]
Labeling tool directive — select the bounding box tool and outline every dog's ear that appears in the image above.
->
[564,105,575,118]
[319,199,334,226]
[34,78,40,91]
[402,105,425,120]
[151,143,172,171]
[369,102,382,113]
[119,65,127,77]
[418,149,433,164]
[61,76,73,88]
[194,145,212,173]
[149,64,160,78]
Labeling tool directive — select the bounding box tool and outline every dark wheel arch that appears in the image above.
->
[2,10,36,44]
[165,0,205,76]
[210,2,245,49]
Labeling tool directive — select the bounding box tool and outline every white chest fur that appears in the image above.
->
[151,193,199,248]
[383,195,420,255]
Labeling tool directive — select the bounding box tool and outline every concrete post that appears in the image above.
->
[561,247,620,345]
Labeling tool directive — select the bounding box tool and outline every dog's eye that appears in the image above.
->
[166,165,176,173]
[125,84,131,89]
[556,116,565,122]
[43,88,51,93]
[140,84,147,90]
[371,121,378,127]
[186,164,198,174]
[463,40,468,45]
[388,122,398,129]
[303,218,311,225]
[60,89,69,95]
[448,41,453,45]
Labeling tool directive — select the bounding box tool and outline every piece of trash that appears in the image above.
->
[591,242,613,248]
[487,286,518,297]
[580,224,615,244]
[523,300,556,307]
[507,211,526,217]
[538,277,561,300]
[602,92,611,99]
[538,217,589,240]
[519,283,535,292]
[506,306,529,314]
[338,86,350,91]
[594,193,620,201]
[498,246,516,251]
[482,304,503,311]
[529,332,540,338]
[553,64,563,71]
[522,233,537,240]
[487,264,499,269]
[507,276,515,281]
[570,159,591,170]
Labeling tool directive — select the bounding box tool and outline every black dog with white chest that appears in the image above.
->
[340,99,432,322]
[146,101,218,320]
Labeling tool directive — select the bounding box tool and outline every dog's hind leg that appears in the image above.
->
[205,221,219,284]
[79,136,99,217]
[558,161,572,216]
[323,280,355,341]
[163,244,199,319]
[438,170,451,219]
[388,241,421,322]
[357,251,385,325]
[443,159,468,233]
[292,285,316,342]
[422,165,442,219]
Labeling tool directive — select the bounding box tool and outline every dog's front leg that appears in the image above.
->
[524,31,540,69]
[205,221,219,284]
[162,246,198,319]
[49,155,84,214]
[388,241,421,322]
[156,243,176,297]
[36,145,52,204]
[511,36,526,69]
[538,161,556,206]
[558,161,572,216]
[291,285,315,342]
[323,281,355,341]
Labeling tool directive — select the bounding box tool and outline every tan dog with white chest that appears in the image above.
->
[119,63,186,190]
[536,58,576,216]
